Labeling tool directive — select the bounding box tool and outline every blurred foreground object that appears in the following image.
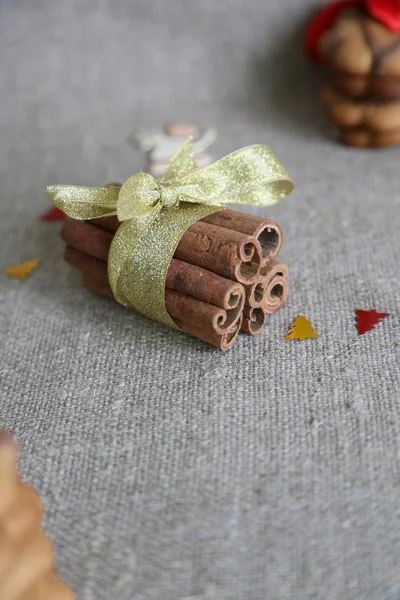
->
[0,431,75,600]
[306,1,400,147]
[133,122,217,175]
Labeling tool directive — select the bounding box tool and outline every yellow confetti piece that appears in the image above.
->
[284,315,320,342]
[4,258,40,280]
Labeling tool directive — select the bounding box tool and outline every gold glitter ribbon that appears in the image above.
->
[46,139,294,329]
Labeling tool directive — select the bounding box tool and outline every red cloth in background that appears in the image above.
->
[306,0,400,64]
[370,0,400,31]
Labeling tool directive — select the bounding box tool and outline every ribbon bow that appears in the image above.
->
[47,139,294,329]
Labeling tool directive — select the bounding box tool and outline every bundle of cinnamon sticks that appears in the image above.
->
[61,198,288,349]
[0,431,75,600]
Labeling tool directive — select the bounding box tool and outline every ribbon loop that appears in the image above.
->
[46,139,295,330]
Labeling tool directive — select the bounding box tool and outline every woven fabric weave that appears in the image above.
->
[1,1,399,598]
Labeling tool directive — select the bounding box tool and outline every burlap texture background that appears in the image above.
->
[1,1,399,598]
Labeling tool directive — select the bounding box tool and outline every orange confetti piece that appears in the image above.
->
[284,315,320,341]
[4,258,40,280]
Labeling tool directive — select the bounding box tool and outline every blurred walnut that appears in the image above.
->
[308,4,400,147]
[320,7,400,101]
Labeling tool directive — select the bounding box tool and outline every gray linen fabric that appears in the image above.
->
[1,1,399,599]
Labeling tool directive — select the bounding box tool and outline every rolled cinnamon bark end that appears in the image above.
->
[241,306,267,335]
[259,260,289,314]
[166,289,243,335]
[244,275,268,309]
[175,220,262,284]
[260,259,288,279]
[174,314,243,351]
[264,275,288,315]
[202,210,283,264]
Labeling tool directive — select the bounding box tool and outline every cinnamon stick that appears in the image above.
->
[101,186,275,270]
[241,306,267,335]
[80,274,114,300]
[174,314,243,351]
[102,185,279,267]
[167,260,245,311]
[264,275,288,314]
[165,288,243,335]
[64,246,109,285]
[174,220,261,284]
[61,219,112,261]
[242,259,288,328]
[81,275,242,350]
[243,275,269,309]
[71,252,243,335]
[89,215,263,284]
[202,209,283,265]
[259,260,289,314]
[61,219,246,311]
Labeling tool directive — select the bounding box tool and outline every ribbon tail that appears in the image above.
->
[108,206,161,307]
[46,185,119,220]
